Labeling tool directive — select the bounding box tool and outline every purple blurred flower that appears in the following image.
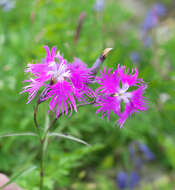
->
[139,143,155,161]
[0,0,15,11]
[21,46,93,117]
[143,36,152,47]
[129,171,140,189]
[130,52,140,63]
[140,4,166,47]
[142,10,158,31]
[93,0,105,12]
[95,65,147,128]
[128,141,155,169]
[116,171,128,189]
[128,144,143,169]
[154,3,166,16]
[128,143,135,158]
[116,171,140,190]
[142,3,166,32]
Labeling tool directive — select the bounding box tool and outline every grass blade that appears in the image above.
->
[48,132,90,146]
[0,132,38,138]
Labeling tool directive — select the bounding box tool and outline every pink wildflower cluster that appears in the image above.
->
[21,46,147,127]
[95,66,147,128]
[21,46,93,117]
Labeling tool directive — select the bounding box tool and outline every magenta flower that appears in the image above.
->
[68,58,95,102]
[21,78,46,104]
[21,46,94,117]
[95,65,147,128]
[21,46,58,103]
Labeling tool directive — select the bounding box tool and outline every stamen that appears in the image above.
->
[47,61,71,82]
[114,83,132,103]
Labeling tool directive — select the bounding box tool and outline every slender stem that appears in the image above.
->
[39,138,45,190]
[34,102,42,139]
[37,100,96,189]
[33,101,45,190]
[34,103,39,129]
[46,99,96,133]
[74,12,86,44]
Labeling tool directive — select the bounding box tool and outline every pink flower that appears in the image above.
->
[68,58,95,102]
[21,46,58,103]
[21,78,45,104]
[21,46,94,116]
[95,65,147,128]
[47,80,77,117]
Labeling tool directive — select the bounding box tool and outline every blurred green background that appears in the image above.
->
[0,0,175,189]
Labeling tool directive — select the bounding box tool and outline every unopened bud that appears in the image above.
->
[90,48,113,76]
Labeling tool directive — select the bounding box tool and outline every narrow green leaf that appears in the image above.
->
[0,166,37,189]
[0,132,38,138]
[48,132,90,146]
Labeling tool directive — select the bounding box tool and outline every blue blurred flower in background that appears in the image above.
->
[143,36,152,47]
[129,143,143,169]
[93,0,105,12]
[153,3,166,16]
[0,0,15,11]
[129,171,140,190]
[140,3,166,47]
[129,141,155,164]
[116,142,155,189]
[141,3,166,32]
[116,171,140,190]
[116,171,128,189]
[139,143,155,161]
[130,52,140,63]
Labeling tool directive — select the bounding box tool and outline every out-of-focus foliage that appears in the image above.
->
[0,0,175,189]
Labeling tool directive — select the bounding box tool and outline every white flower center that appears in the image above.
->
[48,61,71,82]
[114,83,132,104]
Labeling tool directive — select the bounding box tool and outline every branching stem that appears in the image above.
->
[39,137,45,190]
[46,99,96,133]
[34,98,96,190]
[34,101,44,190]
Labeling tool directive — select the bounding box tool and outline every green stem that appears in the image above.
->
[34,99,96,190]
[33,102,45,190]
[46,100,96,133]
[34,103,41,139]
[39,138,45,190]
